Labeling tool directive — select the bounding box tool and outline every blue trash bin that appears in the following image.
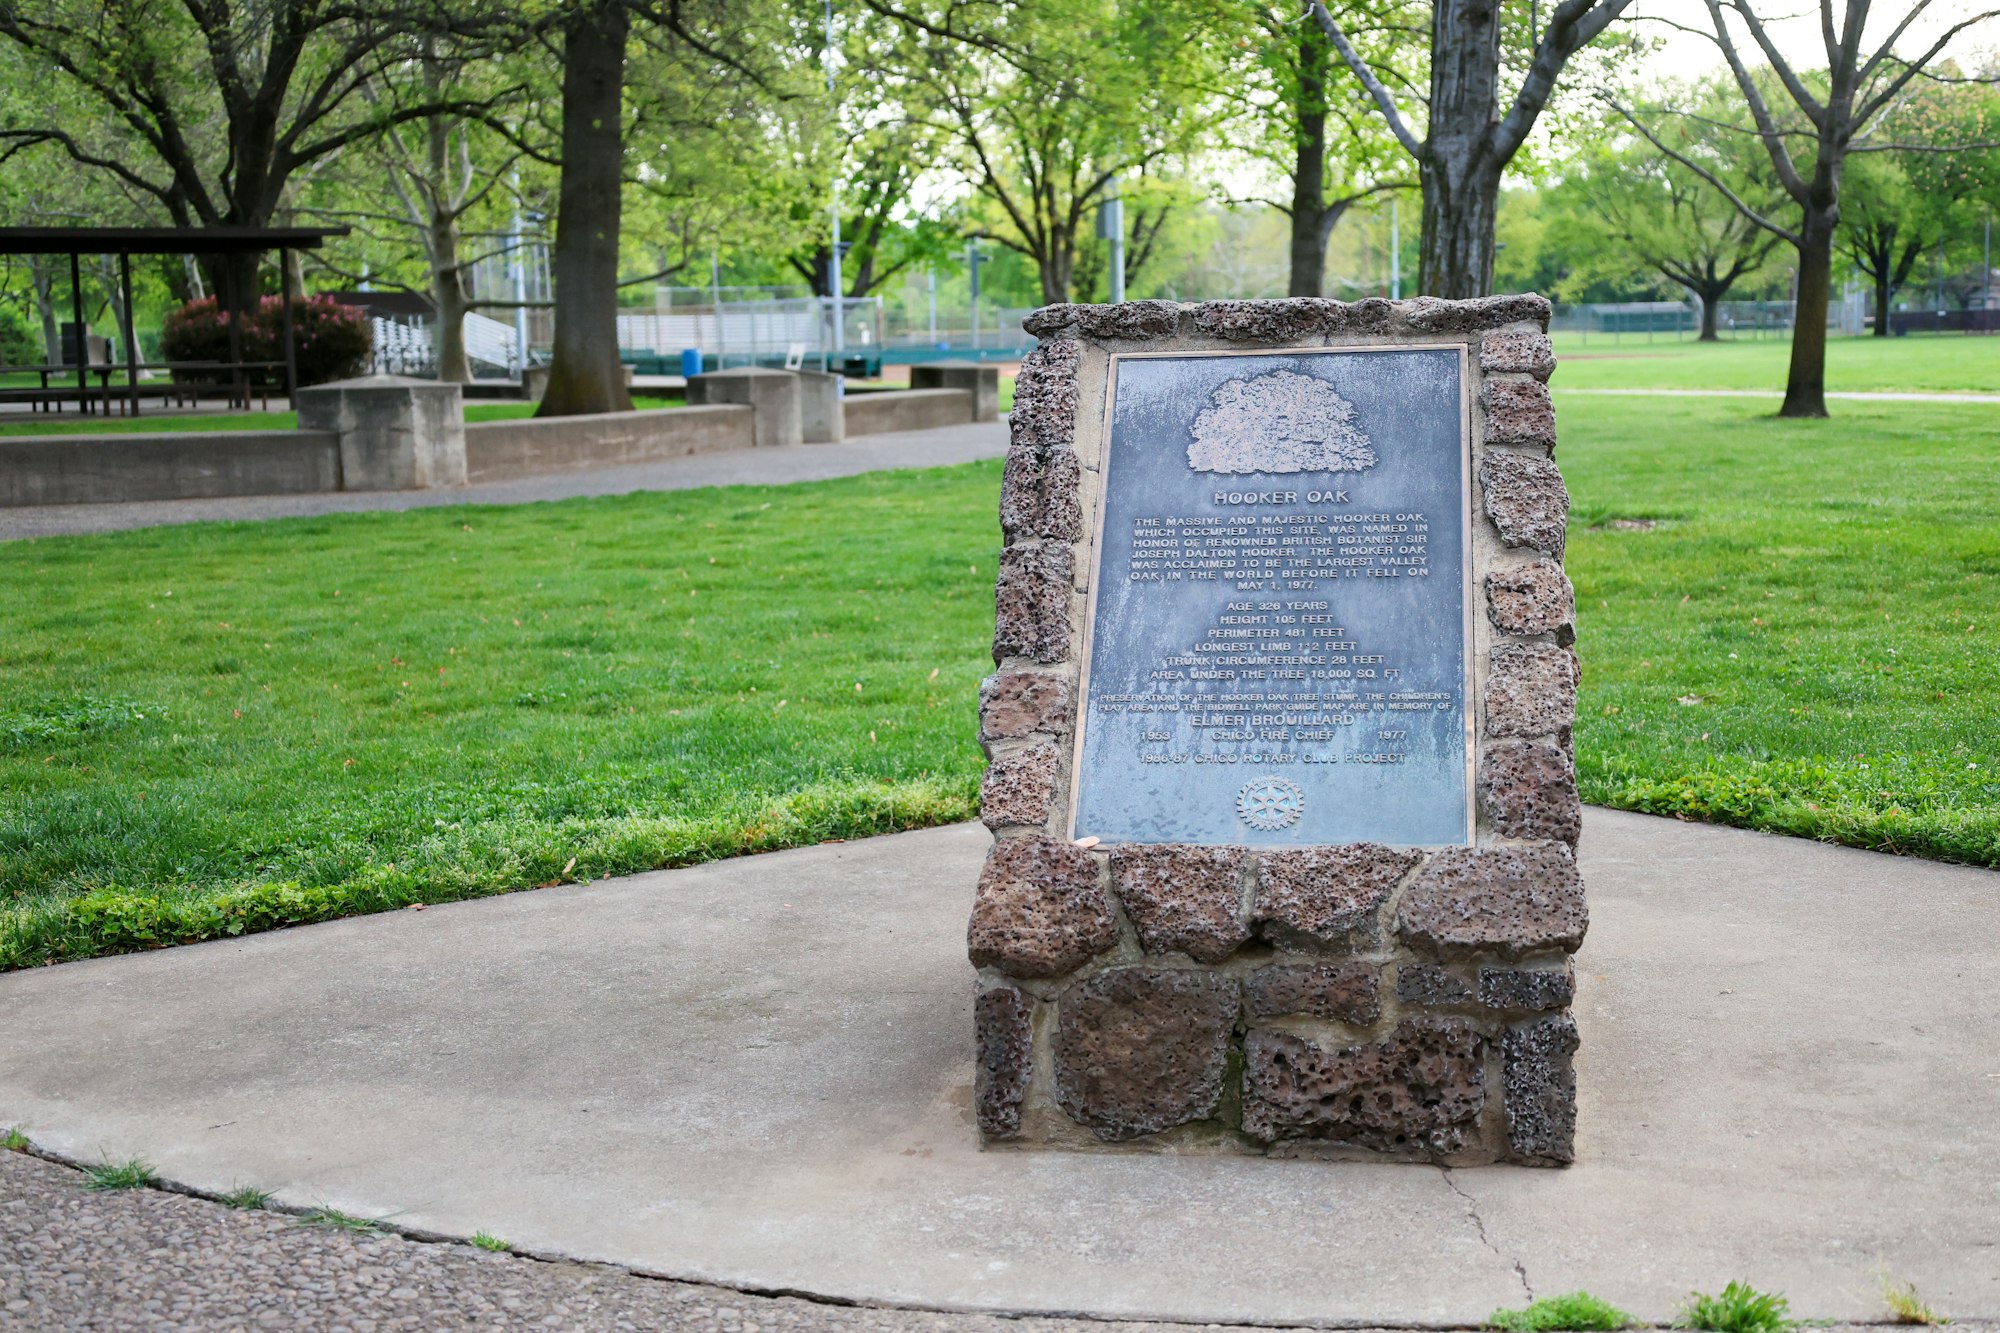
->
[680,348,704,377]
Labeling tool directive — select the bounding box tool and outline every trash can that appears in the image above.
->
[680,348,704,377]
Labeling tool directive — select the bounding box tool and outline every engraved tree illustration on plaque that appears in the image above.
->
[1187,368,1377,474]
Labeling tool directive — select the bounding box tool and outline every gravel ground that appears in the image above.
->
[0,1149,1984,1333]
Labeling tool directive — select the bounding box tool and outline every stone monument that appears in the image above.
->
[971,295,1581,1165]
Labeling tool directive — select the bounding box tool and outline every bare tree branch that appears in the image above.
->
[1307,1,1423,158]
[1602,95,1804,245]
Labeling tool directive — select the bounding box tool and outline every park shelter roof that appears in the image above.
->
[0,225,347,255]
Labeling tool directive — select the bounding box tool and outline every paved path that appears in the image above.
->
[2,1154,1983,1333]
[3,810,1996,1325]
[4,1150,1372,1333]
[1562,387,2000,403]
[0,420,1010,542]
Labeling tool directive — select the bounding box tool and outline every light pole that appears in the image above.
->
[1389,198,1400,300]
[1097,178,1125,303]
[824,0,844,359]
[509,174,530,376]
[966,239,987,349]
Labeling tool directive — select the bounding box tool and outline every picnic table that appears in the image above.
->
[0,361,286,417]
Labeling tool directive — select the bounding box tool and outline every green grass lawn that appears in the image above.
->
[2,392,1995,968]
[1553,331,1999,394]
[0,396,687,437]
[1560,392,1999,862]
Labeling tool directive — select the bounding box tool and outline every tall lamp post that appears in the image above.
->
[824,0,844,362]
[967,239,987,350]
[1097,177,1125,303]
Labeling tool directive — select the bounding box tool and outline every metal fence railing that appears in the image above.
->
[1549,292,1872,343]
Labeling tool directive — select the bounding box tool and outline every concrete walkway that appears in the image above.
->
[3,809,1996,1326]
[0,419,1009,541]
[1563,387,2000,403]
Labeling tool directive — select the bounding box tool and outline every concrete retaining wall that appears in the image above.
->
[464,404,754,482]
[1,383,977,508]
[843,388,974,437]
[0,431,340,508]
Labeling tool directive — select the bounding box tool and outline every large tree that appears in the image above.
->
[1556,93,1785,339]
[0,0,502,317]
[872,0,1218,304]
[296,47,548,382]
[1310,0,1638,298]
[531,0,778,417]
[1611,1,1999,417]
[1228,2,1412,297]
[1839,152,1945,335]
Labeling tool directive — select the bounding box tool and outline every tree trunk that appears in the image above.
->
[1418,157,1500,298]
[1418,0,1503,298]
[96,256,134,366]
[30,258,59,363]
[1782,213,1835,419]
[1872,264,1893,337]
[539,0,633,418]
[432,217,473,383]
[1698,289,1721,341]
[1287,24,1331,298]
[1039,233,1074,306]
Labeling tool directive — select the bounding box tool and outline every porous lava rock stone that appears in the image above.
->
[1052,967,1240,1141]
[1402,293,1551,333]
[1009,339,1082,452]
[981,742,1061,830]
[967,835,1118,978]
[1252,843,1422,948]
[1394,843,1587,959]
[1504,1011,1580,1164]
[1480,963,1575,1012]
[1486,641,1578,738]
[1039,449,1084,541]
[1480,453,1568,556]
[1477,739,1582,844]
[1021,334,1083,379]
[1486,558,1575,639]
[1244,963,1381,1025]
[998,447,1046,540]
[1001,447,1084,544]
[992,542,1073,664]
[1076,300,1181,340]
[1479,330,1556,381]
[1021,305,1081,337]
[974,986,1034,1139]
[1109,844,1249,964]
[1241,1019,1486,1154]
[1481,378,1557,449]
[1342,296,1399,333]
[1395,963,1476,1007]
[979,672,1073,744]
[1190,299,1344,342]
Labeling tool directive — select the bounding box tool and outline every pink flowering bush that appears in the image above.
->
[161,295,371,387]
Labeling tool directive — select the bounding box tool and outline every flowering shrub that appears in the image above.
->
[160,295,371,387]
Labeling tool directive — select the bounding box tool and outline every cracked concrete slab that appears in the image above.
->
[2,809,1996,1325]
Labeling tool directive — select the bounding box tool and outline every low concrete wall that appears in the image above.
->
[0,431,340,508]
[843,387,975,437]
[464,404,755,482]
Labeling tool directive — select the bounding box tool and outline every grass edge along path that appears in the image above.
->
[9,777,967,968]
